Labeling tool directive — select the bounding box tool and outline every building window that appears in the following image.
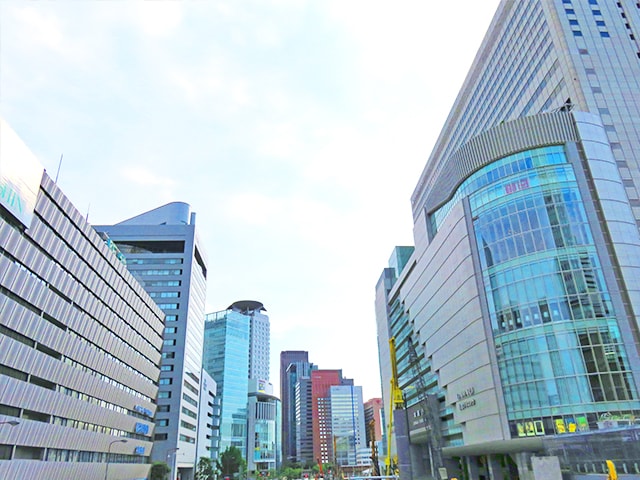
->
[466,145,637,430]
[159,378,172,385]
[160,365,174,372]
[157,303,179,310]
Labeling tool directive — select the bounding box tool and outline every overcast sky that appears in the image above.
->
[1,0,501,400]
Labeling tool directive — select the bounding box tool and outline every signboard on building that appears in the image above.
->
[0,118,44,229]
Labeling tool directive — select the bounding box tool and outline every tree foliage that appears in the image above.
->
[279,467,301,479]
[149,461,171,480]
[216,446,246,477]
[195,456,216,480]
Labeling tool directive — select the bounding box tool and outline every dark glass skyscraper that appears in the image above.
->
[279,350,309,463]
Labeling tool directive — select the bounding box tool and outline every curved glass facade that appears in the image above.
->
[433,145,640,438]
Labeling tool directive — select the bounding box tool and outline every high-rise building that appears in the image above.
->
[279,350,311,464]
[243,302,270,381]
[294,375,315,465]
[0,119,162,479]
[247,379,281,474]
[203,301,271,462]
[95,202,210,479]
[311,370,353,465]
[377,1,640,478]
[330,385,368,468]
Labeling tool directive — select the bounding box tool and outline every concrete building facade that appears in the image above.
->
[0,119,162,479]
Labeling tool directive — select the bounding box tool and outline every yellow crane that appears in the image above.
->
[385,337,404,477]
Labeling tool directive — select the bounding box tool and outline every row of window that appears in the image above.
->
[149,291,179,299]
[133,269,182,276]
[128,258,183,265]
[0,444,147,463]
[29,197,164,364]
[1,360,154,422]
[0,255,158,387]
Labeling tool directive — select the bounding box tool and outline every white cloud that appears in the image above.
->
[131,1,183,37]
[120,166,176,187]
[2,0,503,399]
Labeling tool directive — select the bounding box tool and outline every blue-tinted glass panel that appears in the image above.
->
[456,145,640,434]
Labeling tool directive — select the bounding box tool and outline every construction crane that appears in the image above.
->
[385,337,404,477]
[369,419,381,477]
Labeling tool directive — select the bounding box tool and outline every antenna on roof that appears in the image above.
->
[54,154,63,183]
[86,203,90,223]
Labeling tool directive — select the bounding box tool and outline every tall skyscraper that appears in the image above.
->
[0,119,162,479]
[311,370,353,465]
[95,202,210,479]
[294,375,315,466]
[243,302,270,381]
[203,300,271,464]
[279,350,310,463]
[378,1,640,478]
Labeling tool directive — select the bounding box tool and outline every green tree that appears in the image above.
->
[216,446,246,478]
[195,456,216,480]
[280,465,302,480]
[149,461,171,480]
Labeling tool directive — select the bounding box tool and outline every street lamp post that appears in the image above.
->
[104,439,128,480]
[166,447,179,480]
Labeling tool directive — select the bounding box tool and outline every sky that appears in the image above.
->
[0,0,501,400]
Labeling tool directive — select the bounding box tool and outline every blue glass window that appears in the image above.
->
[455,144,640,430]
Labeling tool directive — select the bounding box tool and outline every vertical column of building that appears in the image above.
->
[280,351,309,463]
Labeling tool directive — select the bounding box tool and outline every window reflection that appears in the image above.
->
[442,144,640,427]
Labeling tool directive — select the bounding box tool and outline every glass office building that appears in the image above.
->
[203,306,251,457]
[203,301,271,462]
[330,385,368,468]
[377,0,640,477]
